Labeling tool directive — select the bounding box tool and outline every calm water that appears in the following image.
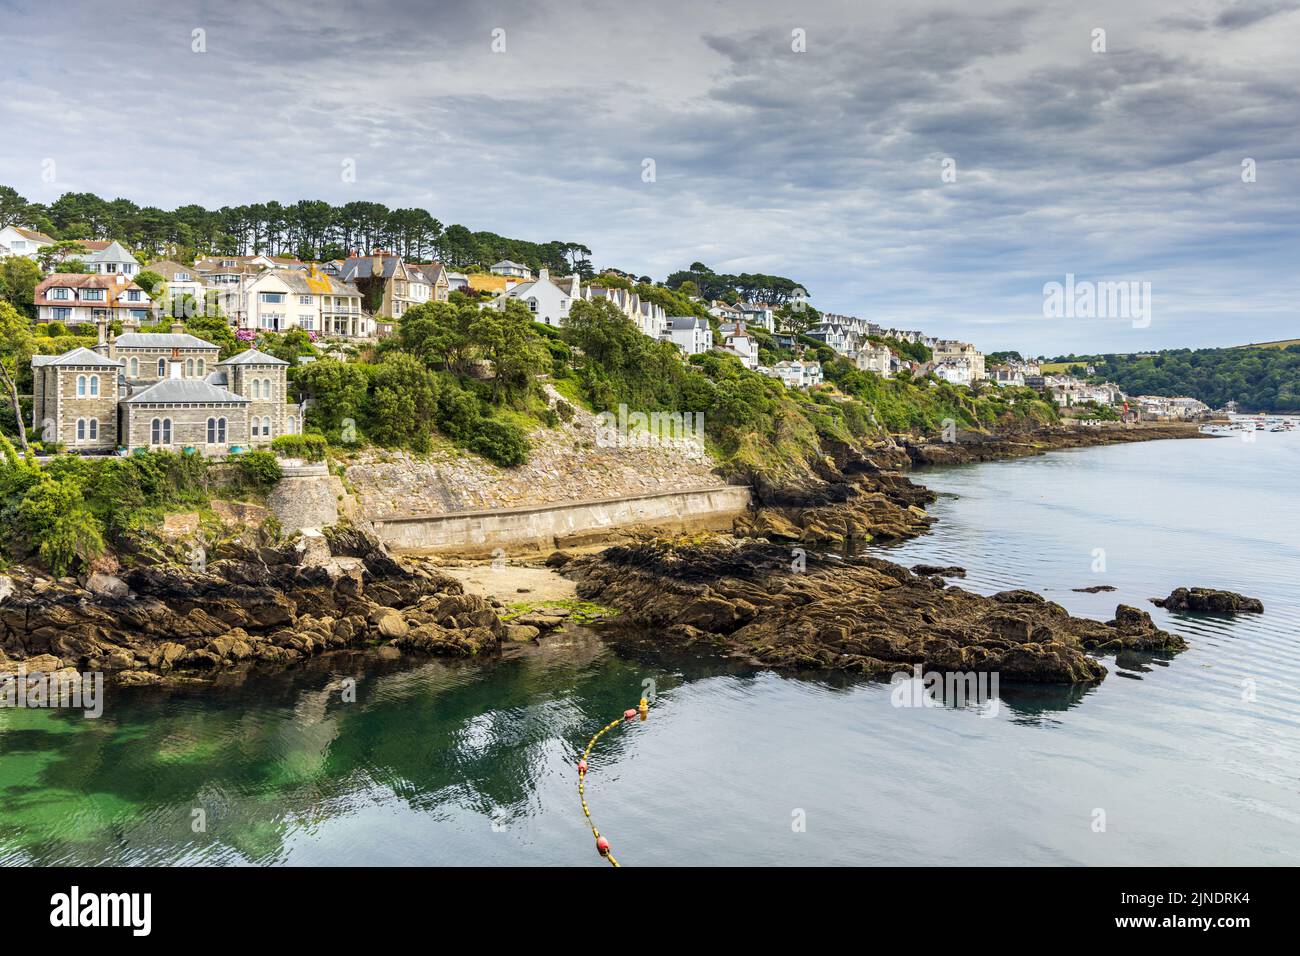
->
[3,427,1298,866]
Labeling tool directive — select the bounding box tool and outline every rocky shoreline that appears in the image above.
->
[555,540,1184,684]
[0,527,512,686]
[0,421,1206,688]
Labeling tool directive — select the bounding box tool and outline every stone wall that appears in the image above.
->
[344,385,723,519]
[267,472,343,532]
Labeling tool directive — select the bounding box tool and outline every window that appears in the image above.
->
[263,378,273,399]
[50,287,70,300]
[299,316,314,331]
[206,417,227,443]
[177,272,191,281]
[262,416,272,437]
[81,289,105,301]
[127,290,141,301]
[151,417,174,445]
[299,295,312,305]
[89,419,98,440]
[129,357,139,377]
[77,375,86,397]
[186,358,194,376]
[287,415,298,434]
[527,298,538,313]
[76,419,86,440]
[89,375,99,397]
[251,379,260,400]
[157,359,167,377]
[197,359,206,376]
[260,292,285,303]
[51,308,71,321]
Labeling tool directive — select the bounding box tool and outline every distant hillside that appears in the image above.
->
[1231,338,1300,350]
[1051,346,1300,413]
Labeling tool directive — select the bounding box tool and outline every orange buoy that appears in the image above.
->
[596,836,611,856]
[578,758,588,776]
[624,708,637,720]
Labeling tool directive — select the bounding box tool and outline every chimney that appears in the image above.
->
[538,267,549,281]
[169,347,182,379]
[170,321,184,334]
[372,251,383,276]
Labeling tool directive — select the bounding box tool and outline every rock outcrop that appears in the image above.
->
[1152,587,1264,615]
[0,526,507,683]
[564,539,1186,683]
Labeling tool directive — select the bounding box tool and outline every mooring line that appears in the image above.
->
[578,696,649,867]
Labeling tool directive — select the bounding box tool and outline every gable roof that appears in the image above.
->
[6,226,55,243]
[114,332,220,350]
[126,378,248,404]
[145,260,202,280]
[41,348,124,368]
[219,347,289,367]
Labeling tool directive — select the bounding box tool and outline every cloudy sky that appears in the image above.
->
[2,0,1298,354]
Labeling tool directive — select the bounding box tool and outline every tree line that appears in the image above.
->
[0,184,594,275]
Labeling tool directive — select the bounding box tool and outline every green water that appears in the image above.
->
[3,429,1299,865]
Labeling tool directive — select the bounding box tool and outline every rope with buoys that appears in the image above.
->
[578,696,649,867]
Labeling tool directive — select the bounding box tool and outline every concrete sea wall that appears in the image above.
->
[371,484,752,556]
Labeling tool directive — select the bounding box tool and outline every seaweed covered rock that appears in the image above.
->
[1152,587,1264,615]
[564,540,1187,684]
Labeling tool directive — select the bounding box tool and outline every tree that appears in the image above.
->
[0,186,35,230]
[468,300,549,404]
[0,256,42,316]
[367,354,440,451]
[0,301,35,451]
[296,358,371,439]
[398,301,474,374]
[134,269,164,294]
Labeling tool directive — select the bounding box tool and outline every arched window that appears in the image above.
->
[207,417,217,443]
[251,379,261,400]
[129,357,139,377]
[76,375,86,396]
[89,375,99,397]
[287,415,297,434]
[162,418,172,444]
[151,418,161,444]
[157,358,166,377]
[186,358,195,376]
[197,358,206,376]
[76,418,86,440]
[89,419,98,440]
[218,417,227,442]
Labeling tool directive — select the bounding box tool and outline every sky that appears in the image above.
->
[1,0,1298,356]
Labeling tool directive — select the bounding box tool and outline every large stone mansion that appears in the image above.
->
[31,322,302,454]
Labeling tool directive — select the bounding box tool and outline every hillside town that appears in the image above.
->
[2,224,1210,455]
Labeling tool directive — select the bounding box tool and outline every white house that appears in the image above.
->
[498,268,579,327]
[854,342,893,374]
[932,360,974,386]
[490,260,532,279]
[0,225,54,259]
[146,260,208,314]
[738,302,776,333]
[74,240,140,276]
[770,359,823,388]
[34,274,151,327]
[662,316,711,356]
[720,330,759,369]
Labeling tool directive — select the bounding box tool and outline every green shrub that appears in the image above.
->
[270,433,329,461]
[233,450,282,489]
[468,417,530,467]
[435,379,483,443]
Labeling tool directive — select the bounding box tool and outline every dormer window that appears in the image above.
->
[50,287,70,300]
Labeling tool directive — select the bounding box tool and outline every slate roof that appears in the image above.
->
[44,347,124,367]
[114,332,220,350]
[219,347,288,366]
[126,379,248,404]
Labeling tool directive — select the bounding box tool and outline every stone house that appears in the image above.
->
[337,254,429,321]
[31,326,296,454]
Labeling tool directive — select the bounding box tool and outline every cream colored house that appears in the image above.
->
[218,267,371,338]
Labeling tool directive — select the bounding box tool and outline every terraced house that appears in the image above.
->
[30,326,299,454]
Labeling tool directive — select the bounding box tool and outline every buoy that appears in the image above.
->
[578,758,588,776]
[638,698,649,720]
[624,708,637,720]
[596,836,610,856]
